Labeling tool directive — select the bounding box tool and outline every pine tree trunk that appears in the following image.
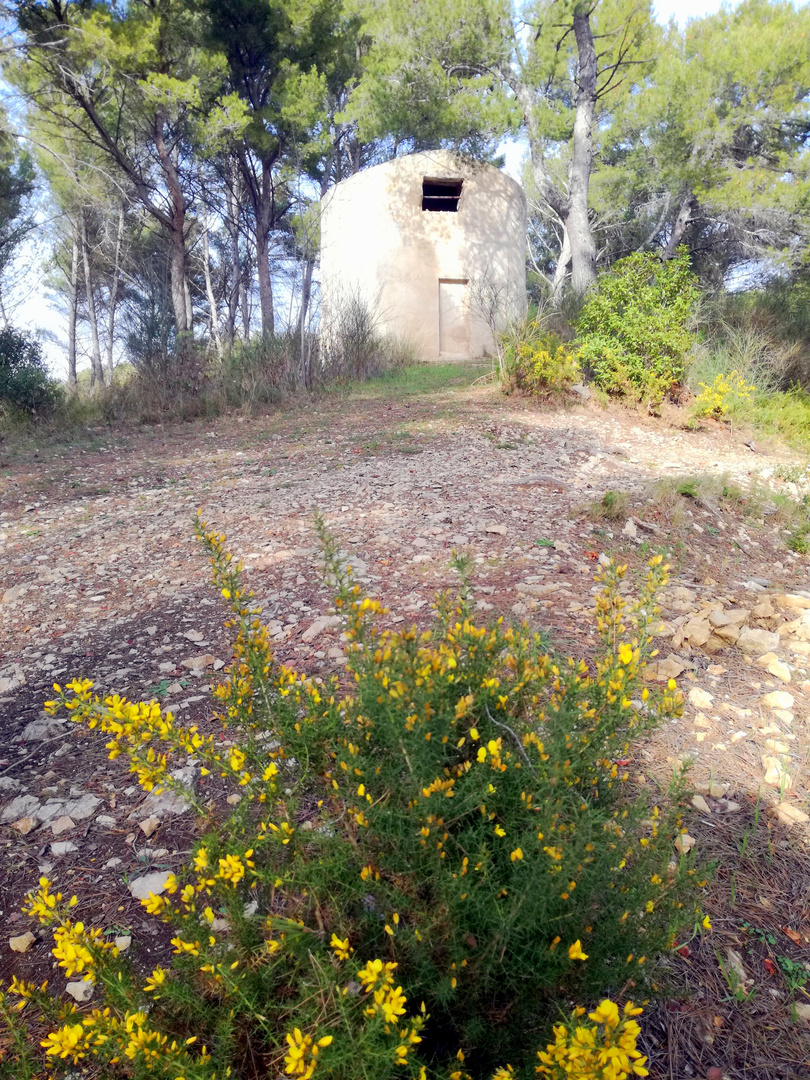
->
[225,168,241,343]
[550,226,571,305]
[256,228,274,338]
[81,211,104,388]
[664,191,697,258]
[202,217,223,359]
[154,110,190,335]
[567,13,598,297]
[105,205,124,382]
[67,231,79,391]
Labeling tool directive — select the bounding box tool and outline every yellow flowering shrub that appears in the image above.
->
[501,329,580,397]
[0,517,702,1080]
[692,369,756,418]
[536,1000,649,1079]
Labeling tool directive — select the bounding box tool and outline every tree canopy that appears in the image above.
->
[0,0,807,376]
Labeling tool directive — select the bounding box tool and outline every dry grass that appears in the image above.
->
[589,488,632,520]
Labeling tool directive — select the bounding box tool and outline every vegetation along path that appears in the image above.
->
[1,364,810,1078]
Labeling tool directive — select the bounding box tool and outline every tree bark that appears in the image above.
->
[153,110,190,335]
[238,149,278,337]
[664,191,697,258]
[298,256,313,386]
[503,9,598,300]
[225,166,241,343]
[81,210,104,388]
[256,227,274,337]
[550,226,571,306]
[105,205,124,382]
[67,229,79,390]
[567,13,598,297]
[201,216,223,359]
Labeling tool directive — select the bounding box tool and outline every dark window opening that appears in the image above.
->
[422,178,463,212]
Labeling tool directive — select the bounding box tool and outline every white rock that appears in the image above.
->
[114,935,131,952]
[0,777,21,794]
[622,518,637,540]
[96,815,117,827]
[21,717,66,742]
[515,582,561,598]
[181,653,216,671]
[136,763,198,818]
[63,793,102,821]
[65,980,94,1002]
[675,832,696,854]
[2,583,29,604]
[301,615,342,643]
[36,800,65,823]
[9,932,36,953]
[775,803,810,827]
[50,841,79,855]
[762,756,792,789]
[1,794,40,823]
[0,663,25,694]
[737,627,780,655]
[128,870,172,901]
[794,1002,810,1023]
[761,690,794,711]
[691,795,711,814]
[104,857,122,869]
[687,687,713,710]
[755,653,791,683]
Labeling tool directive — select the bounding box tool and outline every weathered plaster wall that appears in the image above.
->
[320,150,527,360]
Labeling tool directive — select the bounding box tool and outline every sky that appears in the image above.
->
[653,0,738,23]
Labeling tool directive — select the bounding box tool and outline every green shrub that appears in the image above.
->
[501,325,580,396]
[576,249,699,403]
[692,369,757,418]
[0,524,704,1080]
[0,326,61,416]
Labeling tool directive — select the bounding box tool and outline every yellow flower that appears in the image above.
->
[330,934,351,961]
[357,958,397,992]
[588,999,620,1028]
[377,985,408,1024]
[284,1028,333,1079]
[568,940,589,961]
[702,915,712,930]
[618,643,634,666]
[143,967,167,993]
[142,893,166,915]
[494,825,506,838]
[41,1023,88,1061]
[510,848,523,861]
[217,853,247,885]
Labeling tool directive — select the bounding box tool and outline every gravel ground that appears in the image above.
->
[1,369,808,1075]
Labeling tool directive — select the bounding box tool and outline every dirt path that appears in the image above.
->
[1,369,809,1077]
